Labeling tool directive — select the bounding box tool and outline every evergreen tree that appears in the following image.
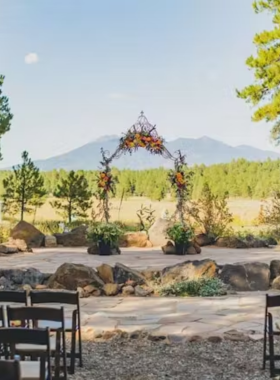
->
[237,0,280,142]
[0,75,13,159]
[51,170,92,223]
[2,151,46,220]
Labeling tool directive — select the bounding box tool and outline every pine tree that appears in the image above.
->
[2,151,46,220]
[51,170,92,223]
[0,75,13,159]
[237,0,280,142]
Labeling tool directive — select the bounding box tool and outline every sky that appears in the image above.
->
[0,0,276,167]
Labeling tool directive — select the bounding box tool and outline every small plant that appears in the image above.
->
[87,222,123,246]
[0,224,11,243]
[166,223,194,244]
[136,204,156,232]
[160,278,226,297]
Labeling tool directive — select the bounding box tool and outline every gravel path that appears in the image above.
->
[69,337,274,380]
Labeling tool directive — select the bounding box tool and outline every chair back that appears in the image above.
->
[7,306,65,329]
[266,294,280,309]
[30,290,79,306]
[0,291,28,305]
[0,359,21,380]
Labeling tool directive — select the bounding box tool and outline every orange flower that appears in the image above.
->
[100,173,106,178]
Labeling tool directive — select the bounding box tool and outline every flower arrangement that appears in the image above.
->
[169,170,187,190]
[96,170,115,199]
[121,131,164,154]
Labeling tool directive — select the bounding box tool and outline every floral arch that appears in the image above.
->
[95,112,191,224]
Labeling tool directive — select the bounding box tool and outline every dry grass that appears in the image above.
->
[17,197,263,226]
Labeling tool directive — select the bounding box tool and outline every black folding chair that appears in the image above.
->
[30,290,82,374]
[0,290,28,305]
[0,327,51,380]
[0,359,21,380]
[7,306,67,380]
[263,294,280,377]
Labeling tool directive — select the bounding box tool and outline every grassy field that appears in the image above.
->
[18,196,263,227]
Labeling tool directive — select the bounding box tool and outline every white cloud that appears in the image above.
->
[24,53,39,65]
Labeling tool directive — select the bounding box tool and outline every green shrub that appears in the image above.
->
[87,222,123,246]
[0,225,11,243]
[159,278,226,297]
[166,223,194,244]
[34,219,90,235]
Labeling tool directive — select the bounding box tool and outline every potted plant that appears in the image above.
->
[87,222,123,255]
[166,223,194,255]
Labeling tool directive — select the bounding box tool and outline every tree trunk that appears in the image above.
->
[68,201,72,224]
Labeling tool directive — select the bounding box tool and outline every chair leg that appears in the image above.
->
[69,330,76,375]
[78,327,83,367]
[263,314,267,370]
[268,314,276,377]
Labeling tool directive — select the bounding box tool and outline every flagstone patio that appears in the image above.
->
[2,246,280,339]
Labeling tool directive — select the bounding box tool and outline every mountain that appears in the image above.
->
[27,136,280,171]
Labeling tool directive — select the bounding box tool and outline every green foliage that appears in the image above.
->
[2,151,46,221]
[34,219,90,235]
[136,204,155,232]
[0,75,13,160]
[87,222,123,245]
[159,278,226,297]
[166,223,194,244]
[186,183,233,237]
[0,224,11,243]
[51,170,92,223]
[262,190,280,228]
[237,0,280,142]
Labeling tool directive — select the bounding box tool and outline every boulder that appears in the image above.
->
[22,268,45,288]
[44,235,57,248]
[195,234,215,247]
[243,234,268,248]
[6,238,31,252]
[10,221,45,248]
[162,241,176,255]
[148,218,171,247]
[120,231,149,248]
[47,263,104,290]
[193,242,202,254]
[141,269,161,282]
[114,263,146,285]
[272,276,280,290]
[0,245,18,254]
[265,237,278,246]
[135,285,153,297]
[186,243,201,255]
[122,285,135,295]
[103,283,119,296]
[270,260,280,282]
[87,243,99,255]
[161,259,218,285]
[54,225,88,247]
[215,236,247,249]
[219,262,270,291]
[97,264,114,284]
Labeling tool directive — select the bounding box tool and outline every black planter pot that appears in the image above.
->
[98,241,121,255]
[175,243,188,255]
[98,241,112,255]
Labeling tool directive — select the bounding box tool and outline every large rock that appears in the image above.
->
[54,225,88,247]
[114,263,146,285]
[195,234,215,247]
[161,259,218,285]
[0,245,18,254]
[120,231,150,248]
[6,238,31,252]
[97,264,114,283]
[270,260,280,282]
[48,263,104,290]
[44,235,57,248]
[148,218,171,247]
[87,243,99,255]
[215,236,247,249]
[220,262,270,291]
[103,283,119,296]
[272,276,280,290]
[22,268,45,288]
[243,234,268,248]
[11,221,45,248]
[162,241,201,255]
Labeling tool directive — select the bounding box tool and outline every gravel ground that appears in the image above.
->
[69,337,275,380]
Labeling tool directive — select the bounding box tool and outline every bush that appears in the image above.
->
[186,183,233,238]
[159,278,226,297]
[0,225,11,243]
[34,219,90,235]
[166,223,194,245]
[87,222,123,246]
